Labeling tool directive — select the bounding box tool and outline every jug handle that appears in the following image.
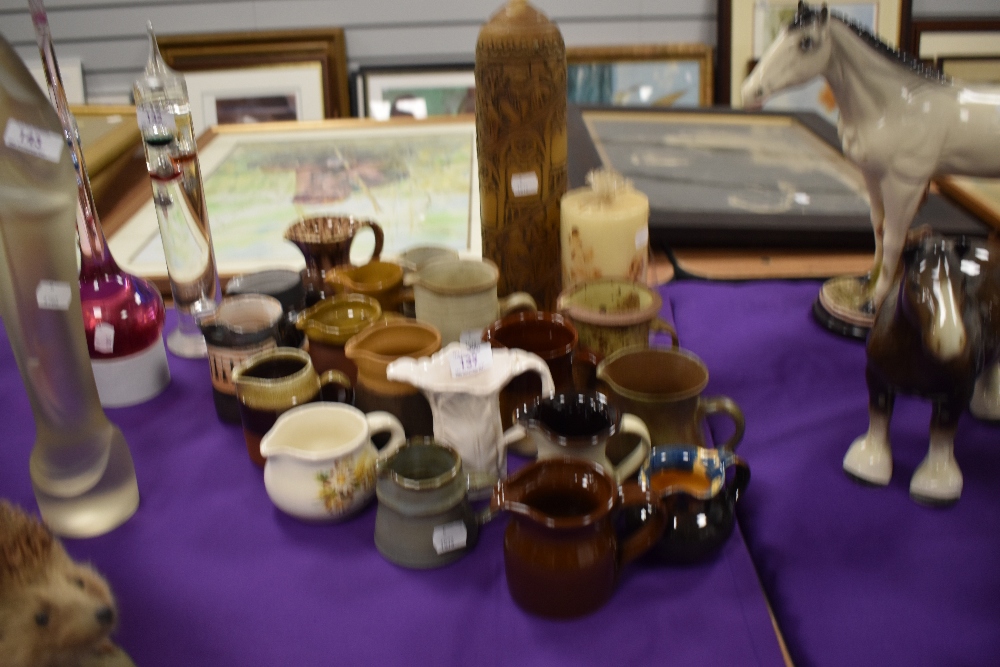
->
[365,411,406,461]
[617,481,666,568]
[613,414,652,483]
[508,350,555,397]
[651,318,679,348]
[697,396,745,452]
[357,220,385,262]
[319,369,353,404]
[498,291,537,317]
[725,454,751,504]
[571,346,602,393]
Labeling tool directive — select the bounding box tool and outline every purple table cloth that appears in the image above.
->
[662,279,1000,667]
[0,308,782,667]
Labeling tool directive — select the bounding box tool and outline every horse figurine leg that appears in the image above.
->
[910,398,964,504]
[869,173,932,307]
[970,362,1000,420]
[843,368,894,485]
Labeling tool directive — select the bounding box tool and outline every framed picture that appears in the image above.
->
[25,56,84,104]
[565,44,713,108]
[104,118,480,289]
[71,104,146,222]
[356,66,475,120]
[183,63,326,136]
[156,29,350,119]
[910,18,1000,84]
[937,177,1000,232]
[571,107,988,248]
[716,0,908,107]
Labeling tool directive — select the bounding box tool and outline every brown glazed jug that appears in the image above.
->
[490,458,664,618]
[475,0,567,311]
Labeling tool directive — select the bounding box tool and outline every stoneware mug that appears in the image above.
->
[259,403,405,522]
[231,347,352,468]
[596,346,745,452]
[296,293,383,384]
[374,438,497,569]
[407,257,536,345]
[515,392,652,483]
[325,260,407,314]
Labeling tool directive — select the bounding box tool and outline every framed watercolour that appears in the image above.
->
[156,29,350,119]
[105,118,480,289]
[716,0,909,107]
[571,107,988,248]
[183,63,326,136]
[356,66,476,120]
[910,18,1000,84]
[566,44,713,108]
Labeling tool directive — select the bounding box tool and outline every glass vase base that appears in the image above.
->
[92,337,171,407]
[33,427,140,538]
[167,324,208,358]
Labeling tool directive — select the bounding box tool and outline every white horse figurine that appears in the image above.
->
[742,2,1000,309]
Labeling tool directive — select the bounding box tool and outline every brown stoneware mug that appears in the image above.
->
[296,294,383,384]
[596,346,745,452]
[489,458,664,618]
[285,216,384,305]
[325,260,407,314]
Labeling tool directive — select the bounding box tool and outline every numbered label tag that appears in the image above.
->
[4,119,63,163]
[459,329,485,348]
[449,344,492,378]
[137,104,176,134]
[511,171,539,197]
[94,322,115,354]
[35,281,72,311]
[635,226,649,250]
[432,520,468,555]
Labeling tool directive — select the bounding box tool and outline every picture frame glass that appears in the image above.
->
[362,70,475,120]
[567,60,704,107]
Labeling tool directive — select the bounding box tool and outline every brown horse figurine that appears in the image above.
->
[843,230,1000,504]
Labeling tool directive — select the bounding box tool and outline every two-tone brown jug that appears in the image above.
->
[489,458,664,618]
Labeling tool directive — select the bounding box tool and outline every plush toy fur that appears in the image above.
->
[0,501,134,667]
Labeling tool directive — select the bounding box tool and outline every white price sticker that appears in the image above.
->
[94,322,115,354]
[4,119,63,163]
[137,105,176,134]
[511,171,539,197]
[35,281,72,311]
[635,226,649,250]
[432,520,468,555]
[459,329,486,348]
[449,345,493,378]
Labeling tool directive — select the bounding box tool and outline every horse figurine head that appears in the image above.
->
[742,2,832,110]
[844,229,1000,505]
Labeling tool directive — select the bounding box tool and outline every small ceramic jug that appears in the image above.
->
[374,439,497,569]
[344,317,442,437]
[232,348,352,468]
[637,445,750,563]
[296,294,383,384]
[285,216,384,305]
[259,403,405,522]
[385,343,554,480]
[556,278,677,359]
[325,260,406,314]
[596,346,745,452]
[225,269,306,348]
[407,258,536,345]
[200,294,285,423]
[515,392,651,483]
[489,458,664,618]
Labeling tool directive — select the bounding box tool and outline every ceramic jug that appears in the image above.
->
[489,458,664,618]
[374,439,497,569]
[325,260,406,314]
[344,317,441,437]
[596,346,745,452]
[556,278,678,358]
[225,268,306,348]
[515,392,651,483]
[296,294,383,384]
[385,343,554,480]
[284,215,384,305]
[259,403,405,522]
[635,445,751,564]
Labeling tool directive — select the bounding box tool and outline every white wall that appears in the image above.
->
[1,0,995,104]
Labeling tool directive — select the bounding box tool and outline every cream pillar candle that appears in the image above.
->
[561,168,649,287]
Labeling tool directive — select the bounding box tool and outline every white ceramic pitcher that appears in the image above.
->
[386,343,554,480]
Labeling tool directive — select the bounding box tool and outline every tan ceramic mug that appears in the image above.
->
[325,260,406,314]
[557,278,678,359]
[407,258,536,345]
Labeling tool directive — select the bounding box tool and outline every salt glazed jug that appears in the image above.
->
[385,343,554,480]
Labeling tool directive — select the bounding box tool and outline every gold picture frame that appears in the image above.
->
[937,177,1000,232]
[70,104,146,223]
[566,44,714,107]
[156,29,350,119]
[104,117,480,292]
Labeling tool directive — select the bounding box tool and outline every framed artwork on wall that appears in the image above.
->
[565,44,713,108]
[156,28,350,119]
[910,17,1000,84]
[356,66,475,120]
